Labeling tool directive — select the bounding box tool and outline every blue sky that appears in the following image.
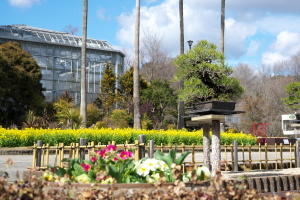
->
[2,0,300,68]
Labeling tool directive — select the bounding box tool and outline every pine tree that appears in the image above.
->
[0,41,45,127]
[95,63,122,116]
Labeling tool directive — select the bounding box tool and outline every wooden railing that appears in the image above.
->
[28,138,299,171]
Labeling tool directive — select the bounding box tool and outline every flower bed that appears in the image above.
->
[0,127,257,147]
[42,144,210,184]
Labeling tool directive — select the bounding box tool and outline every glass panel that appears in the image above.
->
[60,47,66,57]
[54,47,60,56]
[41,80,53,90]
[32,44,40,55]
[100,52,111,61]
[53,80,81,91]
[43,91,53,102]
[46,46,53,56]
[111,53,116,63]
[41,69,53,79]
[72,49,80,59]
[40,45,47,54]
[65,48,72,58]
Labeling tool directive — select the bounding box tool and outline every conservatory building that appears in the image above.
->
[0,24,125,103]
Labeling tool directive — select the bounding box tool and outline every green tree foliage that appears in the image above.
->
[95,63,122,116]
[141,79,177,128]
[110,109,131,128]
[119,66,148,108]
[173,40,244,104]
[87,103,104,127]
[53,94,82,129]
[282,81,300,111]
[0,41,45,127]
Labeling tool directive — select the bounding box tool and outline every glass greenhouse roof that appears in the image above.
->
[0,24,115,50]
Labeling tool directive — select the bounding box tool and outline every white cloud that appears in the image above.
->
[225,18,257,58]
[116,0,300,66]
[117,0,181,55]
[272,31,300,55]
[8,0,41,8]
[246,40,260,57]
[116,0,257,58]
[262,52,289,66]
[262,31,300,66]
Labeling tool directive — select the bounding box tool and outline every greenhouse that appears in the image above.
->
[0,24,125,103]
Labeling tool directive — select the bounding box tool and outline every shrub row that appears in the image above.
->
[0,128,257,147]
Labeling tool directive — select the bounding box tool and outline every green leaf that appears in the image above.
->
[73,163,85,174]
[154,152,173,169]
[84,160,93,165]
[167,149,176,162]
[175,151,191,165]
[107,164,122,183]
[154,150,164,159]
[88,170,96,180]
[72,171,82,178]
[55,167,66,177]
[125,176,131,183]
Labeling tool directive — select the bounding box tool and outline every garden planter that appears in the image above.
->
[44,181,210,194]
[193,101,236,111]
[45,181,210,190]
[40,181,211,199]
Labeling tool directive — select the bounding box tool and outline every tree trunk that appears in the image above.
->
[177,0,185,129]
[80,0,88,128]
[202,123,211,168]
[220,0,225,54]
[133,0,141,129]
[211,120,221,175]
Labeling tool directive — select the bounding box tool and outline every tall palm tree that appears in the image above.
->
[220,0,225,54]
[177,0,185,129]
[80,0,88,128]
[133,0,141,129]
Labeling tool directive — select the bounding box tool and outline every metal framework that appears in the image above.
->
[0,24,114,50]
[0,25,125,103]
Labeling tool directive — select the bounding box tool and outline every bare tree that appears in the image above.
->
[133,0,141,129]
[140,29,176,82]
[63,24,79,35]
[232,63,295,136]
[80,0,88,128]
[120,47,134,70]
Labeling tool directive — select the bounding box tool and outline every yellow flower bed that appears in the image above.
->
[0,127,257,147]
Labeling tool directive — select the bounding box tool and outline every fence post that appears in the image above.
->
[149,140,154,158]
[234,140,238,171]
[80,138,86,160]
[36,140,43,167]
[138,135,146,159]
[296,142,300,168]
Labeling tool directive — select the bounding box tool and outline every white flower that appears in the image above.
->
[42,170,53,181]
[101,177,114,184]
[182,174,190,182]
[60,177,71,183]
[136,163,150,177]
[75,174,91,183]
[146,175,156,183]
[196,166,211,180]
[133,160,142,170]
[143,158,159,171]
[157,160,169,171]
